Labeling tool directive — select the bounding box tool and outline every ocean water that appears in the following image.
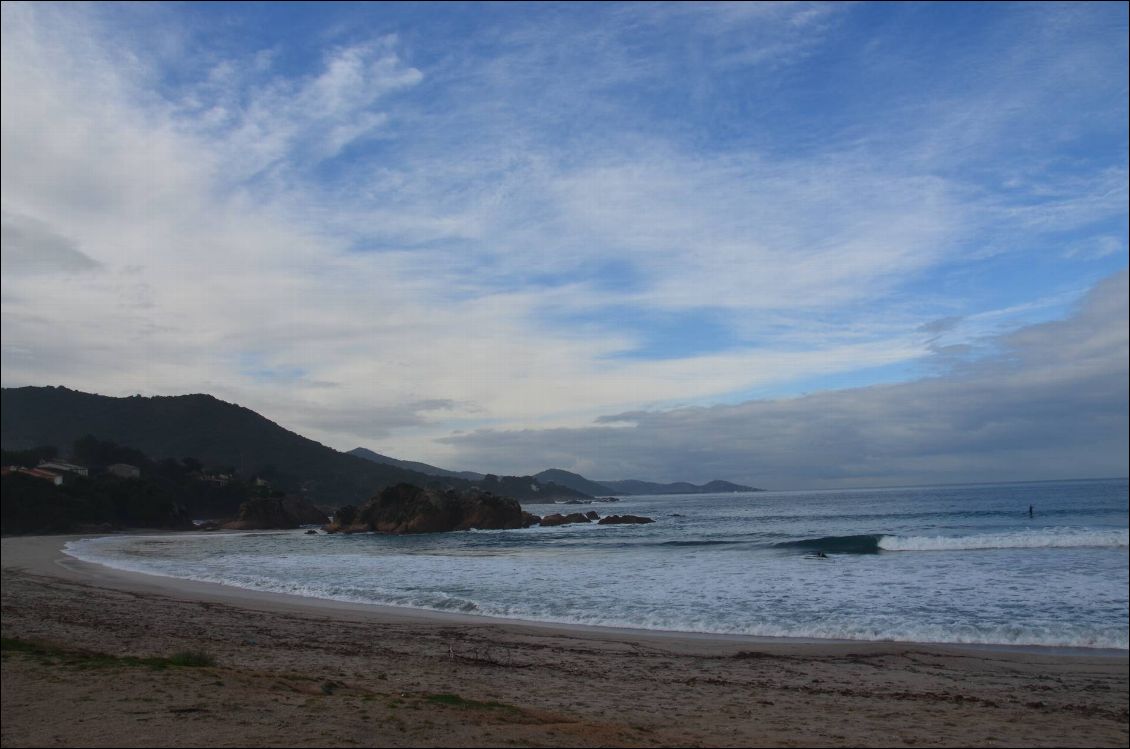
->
[65,478,1129,650]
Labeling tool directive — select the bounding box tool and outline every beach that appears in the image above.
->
[2,534,1127,748]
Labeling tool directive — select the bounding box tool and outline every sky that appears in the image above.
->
[1,1,1127,488]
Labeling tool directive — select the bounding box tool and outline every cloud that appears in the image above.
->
[1,3,1126,479]
[440,271,1129,487]
[0,211,101,275]
[181,36,423,181]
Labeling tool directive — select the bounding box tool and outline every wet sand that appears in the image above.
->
[2,534,1127,747]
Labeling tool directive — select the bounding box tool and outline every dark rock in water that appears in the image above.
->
[584,510,599,520]
[195,521,222,531]
[326,483,526,534]
[305,529,318,535]
[562,499,592,505]
[521,511,542,528]
[222,495,329,530]
[595,497,621,502]
[540,512,592,527]
[597,514,654,525]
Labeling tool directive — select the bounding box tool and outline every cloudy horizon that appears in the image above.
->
[2,2,1127,488]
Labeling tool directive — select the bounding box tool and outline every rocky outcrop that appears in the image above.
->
[324,483,526,534]
[521,511,542,528]
[283,496,331,525]
[597,514,655,525]
[539,512,592,527]
[222,495,329,530]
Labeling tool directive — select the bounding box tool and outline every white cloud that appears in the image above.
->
[442,272,1129,486]
[183,36,423,180]
[1,2,1126,481]
[0,211,102,275]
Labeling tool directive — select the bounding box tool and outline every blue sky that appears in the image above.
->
[2,2,1127,486]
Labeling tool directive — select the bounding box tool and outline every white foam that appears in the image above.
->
[63,534,1129,651]
[878,528,1129,552]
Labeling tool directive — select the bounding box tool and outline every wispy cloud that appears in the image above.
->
[178,36,423,181]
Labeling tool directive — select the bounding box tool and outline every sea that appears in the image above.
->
[64,477,1129,651]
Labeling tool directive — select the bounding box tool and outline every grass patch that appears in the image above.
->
[1,636,215,670]
[426,693,517,711]
[0,637,46,655]
[167,650,216,667]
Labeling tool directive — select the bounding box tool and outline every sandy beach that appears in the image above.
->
[2,534,1127,748]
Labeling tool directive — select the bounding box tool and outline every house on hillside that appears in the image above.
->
[107,463,141,479]
[37,460,89,477]
[196,472,231,486]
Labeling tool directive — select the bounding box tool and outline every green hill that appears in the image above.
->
[597,479,759,495]
[0,386,456,507]
[349,447,484,480]
[533,469,618,496]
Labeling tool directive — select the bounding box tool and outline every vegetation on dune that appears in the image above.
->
[1,637,216,670]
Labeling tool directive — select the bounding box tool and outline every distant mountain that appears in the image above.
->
[0,386,461,507]
[476,473,590,502]
[534,469,618,497]
[349,448,587,501]
[598,479,760,495]
[349,447,484,481]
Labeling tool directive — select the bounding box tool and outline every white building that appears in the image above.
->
[37,460,89,477]
[107,463,141,479]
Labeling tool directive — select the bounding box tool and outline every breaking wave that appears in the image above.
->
[778,528,1129,554]
[878,528,1129,552]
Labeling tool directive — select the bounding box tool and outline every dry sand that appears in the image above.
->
[2,534,1127,748]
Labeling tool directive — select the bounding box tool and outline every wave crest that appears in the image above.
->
[879,529,1129,552]
[776,528,1128,554]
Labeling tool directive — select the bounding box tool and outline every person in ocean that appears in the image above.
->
[1029,504,1034,518]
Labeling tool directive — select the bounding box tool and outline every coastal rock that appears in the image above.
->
[539,512,592,527]
[521,511,542,528]
[332,483,526,534]
[283,496,331,525]
[323,504,367,533]
[597,514,655,525]
[584,510,599,520]
[222,495,329,530]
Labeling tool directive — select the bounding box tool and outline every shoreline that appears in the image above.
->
[4,532,1128,747]
[43,531,1130,658]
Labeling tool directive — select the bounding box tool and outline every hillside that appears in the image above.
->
[348,447,483,480]
[0,386,457,506]
[349,448,588,501]
[598,479,760,495]
[475,473,590,502]
[533,469,618,496]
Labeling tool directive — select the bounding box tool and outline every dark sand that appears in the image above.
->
[2,534,1127,747]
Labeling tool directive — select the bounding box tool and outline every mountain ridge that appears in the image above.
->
[0,386,450,506]
[597,478,760,495]
[348,447,484,481]
[3,387,762,505]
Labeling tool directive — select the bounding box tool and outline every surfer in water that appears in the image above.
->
[1029,504,1034,518]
